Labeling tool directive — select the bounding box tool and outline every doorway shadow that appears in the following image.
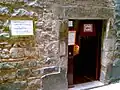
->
[73,36,97,84]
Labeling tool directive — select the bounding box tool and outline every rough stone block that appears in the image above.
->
[112,66,120,78]
[27,78,42,90]
[44,41,59,59]
[100,71,106,83]
[1,72,16,82]
[52,6,64,19]
[109,59,120,84]
[31,69,40,76]
[116,31,120,37]
[28,60,38,67]
[60,41,66,56]
[101,51,114,67]
[103,39,115,51]
[115,45,120,51]
[0,80,27,90]
[25,0,44,8]
[16,68,31,78]
[12,8,38,17]
[1,54,10,59]
[8,72,16,80]
[114,51,120,58]
[14,62,24,69]
[42,66,59,75]
[31,66,59,76]
[22,60,39,68]
[105,63,113,83]
[10,48,25,59]
[0,62,15,69]
[24,47,39,59]
[0,6,10,15]
[65,7,113,19]
[107,30,116,39]
[42,68,67,90]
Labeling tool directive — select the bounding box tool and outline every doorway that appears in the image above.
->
[68,20,103,86]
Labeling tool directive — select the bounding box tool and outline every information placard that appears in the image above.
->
[84,24,93,32]
[68,31,76,45]
[10,20,34,36]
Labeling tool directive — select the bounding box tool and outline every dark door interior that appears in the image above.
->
[74,36,98,84]
[68,20,103,86]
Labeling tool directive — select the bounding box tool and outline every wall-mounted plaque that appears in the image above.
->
[80,23,96,36]
[84,24,93,32]
[68,31,76,45]
[10,20,34,36]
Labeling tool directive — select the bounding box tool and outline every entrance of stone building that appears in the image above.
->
[67,20,103,86]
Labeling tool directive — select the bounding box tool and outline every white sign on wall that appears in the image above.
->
[10,20,34,36]
[68,21,73,27]
[68,31,76,45]
[84,24,93,32]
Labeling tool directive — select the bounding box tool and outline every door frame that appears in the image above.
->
[67,19,107,85]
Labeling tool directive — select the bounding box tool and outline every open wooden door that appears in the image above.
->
[67,20,76,87]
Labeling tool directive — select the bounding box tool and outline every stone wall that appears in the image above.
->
[100,19,116,83]
[105,0,120,84]
[0,0,61,90]
[0,0,114,90]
